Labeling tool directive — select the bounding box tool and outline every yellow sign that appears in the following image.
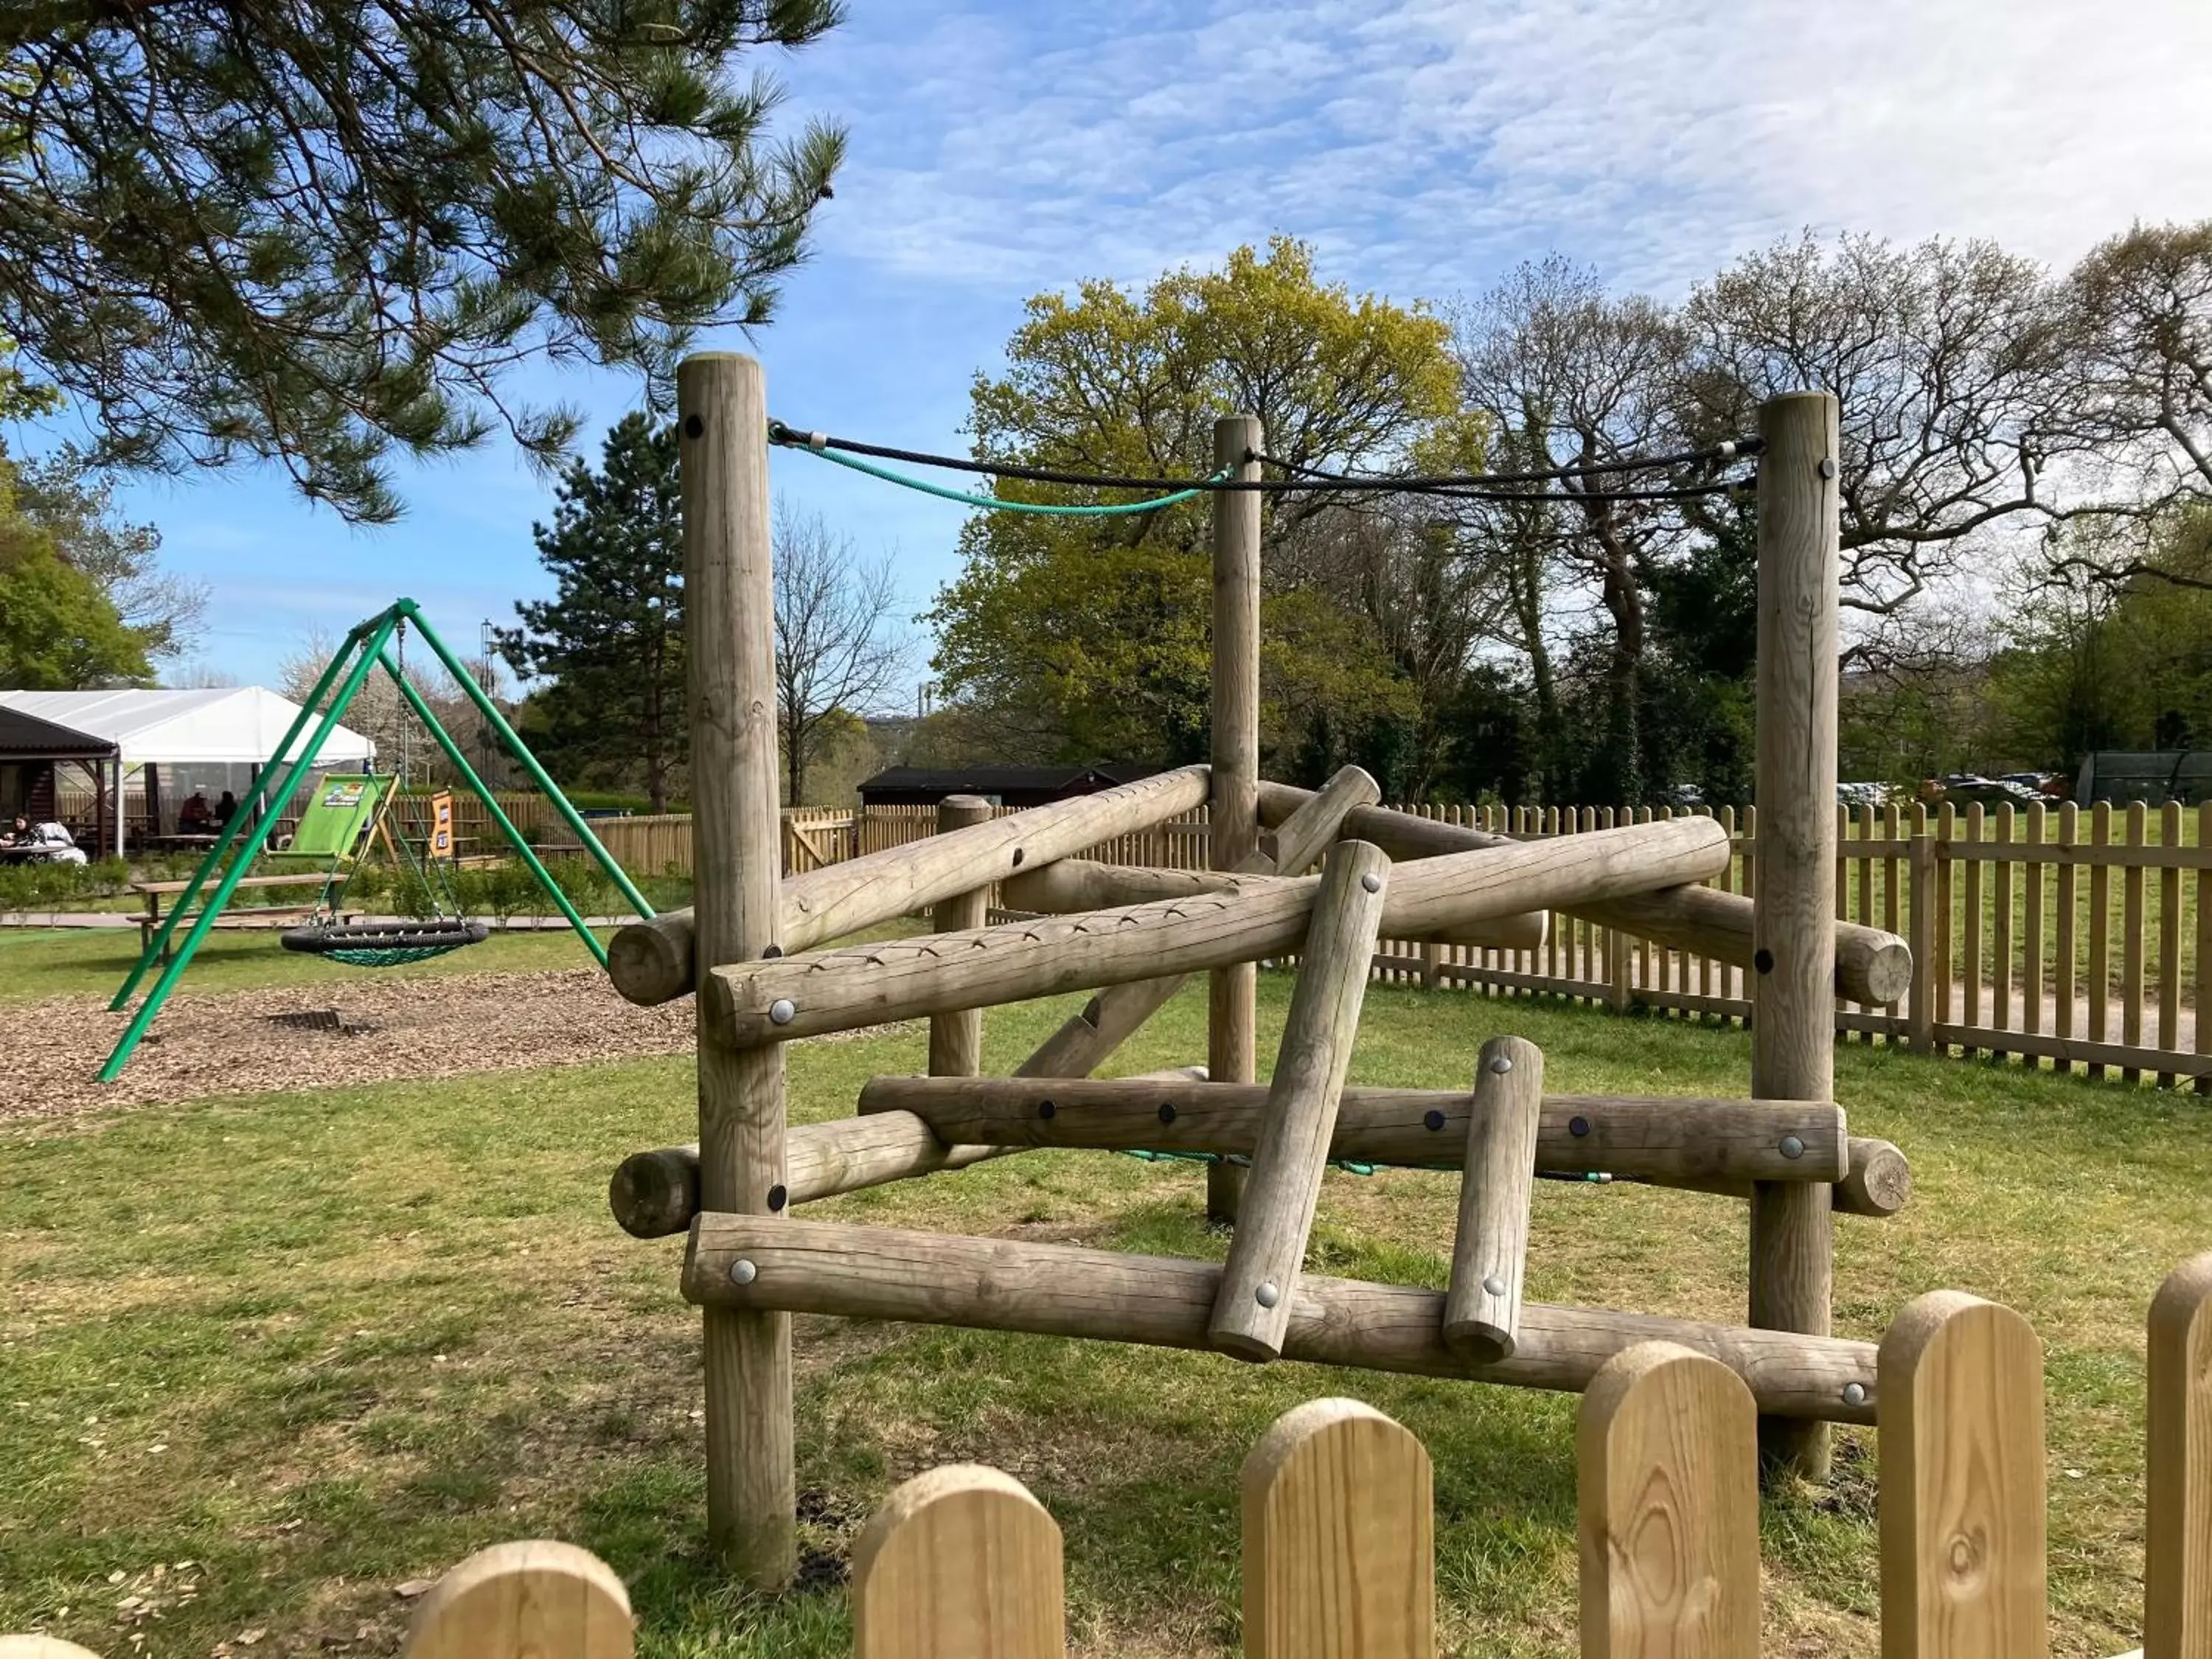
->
[429,793,455,860]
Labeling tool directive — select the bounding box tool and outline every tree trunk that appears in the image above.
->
[1589,508,1645,806]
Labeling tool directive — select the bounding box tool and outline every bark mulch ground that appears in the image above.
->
[4,967,894,1122]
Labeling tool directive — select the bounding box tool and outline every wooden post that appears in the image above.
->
[1209,413,1264,1225]
[1210,841,1388,1360]
[1577,1343,1759,1659]
[1242,1399,1432,1659]
[1878,1293,2048,1659]
[928,795,994,1077]
[1907,827,1935,1053]
[403,1542,633,1659]
[1750,389,1839,1482]
[1443,1034,1543,1363]
[681,353,794,1585]
[2146,1252,2212,1659]
[852,1467,1064,1659]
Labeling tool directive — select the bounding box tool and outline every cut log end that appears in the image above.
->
[1444,1321,1514,1366]
[607,914,692,1006]
[609,1147,697,1239]
[1840,1138,1912,1217]
[1849,935,1916,1007]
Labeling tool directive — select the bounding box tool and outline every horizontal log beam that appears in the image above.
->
[1636,1137,1911,1219]
[709,816,1731,1046]
[1004,859,1547,951]
[1256,785,1913,1008]
[608,765,1211,1005]
[609,1066,1211,1239]
[857,1075,1846,1181]
[682,1214,1878,1424]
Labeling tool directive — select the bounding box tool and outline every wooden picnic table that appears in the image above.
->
[132,872,348,961]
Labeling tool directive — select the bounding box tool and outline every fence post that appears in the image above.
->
[1208,412,1264,1226]
[1749,389,1839,1481]
[1577,1342,1759,1659]
[1908,829,1936,1053]
[1879,1292,2048,1659]
[852,1467,1064,1659]
[681,352,794,1587]
[2145,1252,2212,1659]
[928,795,995,1077]
[1242,1399,1432,1659]
[403,1542,632,1659]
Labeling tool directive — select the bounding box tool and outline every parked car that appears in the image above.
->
[1934,774,2041,808]
[1,820,90,865]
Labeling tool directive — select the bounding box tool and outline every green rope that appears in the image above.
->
[790,440,1231,515]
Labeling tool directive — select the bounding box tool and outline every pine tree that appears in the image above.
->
[0,0,845,523]
[497,414,685,811]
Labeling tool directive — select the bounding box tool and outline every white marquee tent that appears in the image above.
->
[0,687,375,851]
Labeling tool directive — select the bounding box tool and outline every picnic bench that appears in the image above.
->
[133,872,352,961]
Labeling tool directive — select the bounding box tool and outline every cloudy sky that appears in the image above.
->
[28,0,2212,689]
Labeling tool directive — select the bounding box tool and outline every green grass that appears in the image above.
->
[3,975,2209,1655]
[0,925,616,1001]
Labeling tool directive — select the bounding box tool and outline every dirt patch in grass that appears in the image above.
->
[4,967,906,1120]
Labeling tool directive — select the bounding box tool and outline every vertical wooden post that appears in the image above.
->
[1879,1293,2048,1659]
[2146,1253,2212,1659]
[1749,389,1838,1481]
[1209,413,1264,1225]
[1242,1399,1433,1659]
[403,1542,633,1659]
[1907,824,1935,1054]
[1577,1343,1760,1659]
[1444,1034,1543,1363]
[928,794,995,1078]
[852,1467,1065,1659]
[681,353,795,1586]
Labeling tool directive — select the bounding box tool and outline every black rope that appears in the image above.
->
[766,420,1758,499]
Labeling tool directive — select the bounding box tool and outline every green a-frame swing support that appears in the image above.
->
[100,599,655,1081]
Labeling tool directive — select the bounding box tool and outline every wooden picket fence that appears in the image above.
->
[12,1254,2204,1658]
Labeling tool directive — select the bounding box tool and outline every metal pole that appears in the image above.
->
[108,616,378,1009]
[99,613,400,1081]
[398,600,655,920]
[385,660,636,964]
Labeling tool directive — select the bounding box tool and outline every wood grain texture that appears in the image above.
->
[707,817,1731,1047]
[1444,1035,1545,1363]
[2146,1253,2212,1659]
[401,1541,632,1659]
[605,766,1211,1004]
[1015,766,1380,1082]
[608,1068,1211,1239]
[1750,389,1840,1482]
[1212,841,1390,1359]
[1878,1291,2048,1659]
[859,1076,1845,1178]
[852,1466,1064,1659]
[1255,786,1913,1008]
[684,1214,1880,1422]
[1005,860,1545,948]
[1240,1399,1433,1659]
[0,1640,106,1658]
[928,795,995,1079]
[1577,1343,1759,1659]
[681,352,793,1584]
[1211,414,1265,1225]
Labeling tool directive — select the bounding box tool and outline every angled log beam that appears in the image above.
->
[1003,860,1547,951]
[1255,783,1913,1008]
[1014,765,1382,1082]
[608,765,1211,1005]
[1444,1035,1545,1363]
[682,1215,1880,1424]
[708,815,1731,1047]
[1211,841,1390,1360]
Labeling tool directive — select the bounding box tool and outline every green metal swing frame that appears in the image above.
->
[100,598,655,1080]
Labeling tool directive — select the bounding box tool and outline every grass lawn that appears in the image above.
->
[3,972,2210,1656]
[0,925,617,1001]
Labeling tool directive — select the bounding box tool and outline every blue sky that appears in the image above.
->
[17,0,2212,693]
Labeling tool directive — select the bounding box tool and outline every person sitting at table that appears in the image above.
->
[7,815,30,845]
[215,790,238,824]
[177,791,214,834]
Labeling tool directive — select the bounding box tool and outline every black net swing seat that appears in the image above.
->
[281,919,490,967]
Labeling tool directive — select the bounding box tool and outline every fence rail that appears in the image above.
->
[15,1252,2206,1657]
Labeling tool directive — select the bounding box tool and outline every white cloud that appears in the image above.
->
[787,0,2212,301]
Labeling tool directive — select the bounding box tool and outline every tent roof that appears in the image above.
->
[0,703,118,761]
[0,688,376,766]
